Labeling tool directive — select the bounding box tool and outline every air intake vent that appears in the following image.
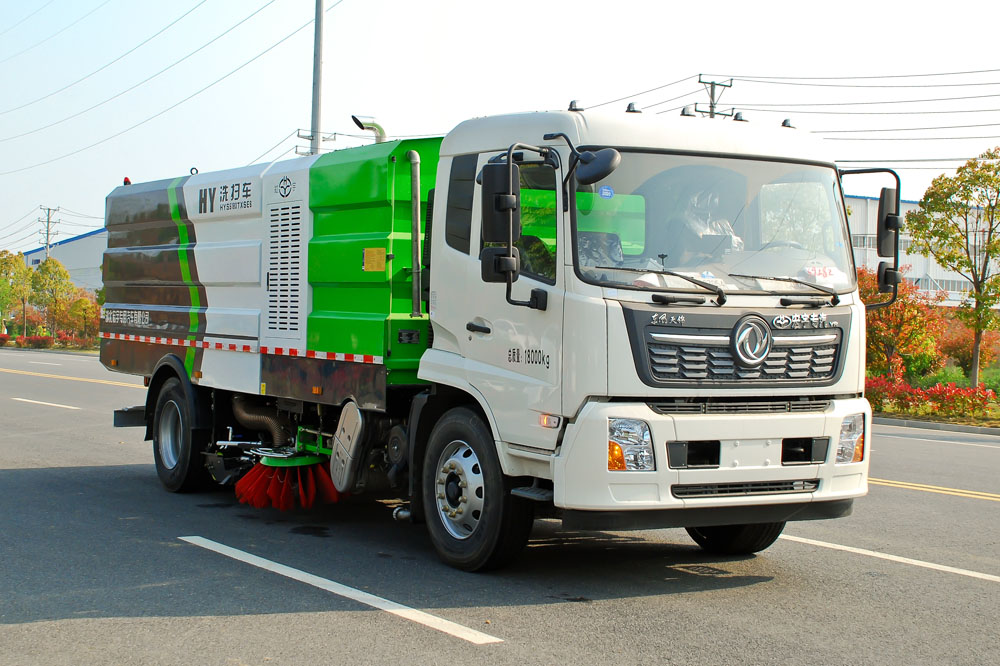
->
[672,479,819,498]
[649,399,831,415]
[267,204,302,333]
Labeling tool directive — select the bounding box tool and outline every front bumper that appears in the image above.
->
[552,397,870,520]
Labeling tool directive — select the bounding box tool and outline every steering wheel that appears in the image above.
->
[761,240,806,251]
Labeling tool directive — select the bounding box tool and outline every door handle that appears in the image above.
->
[466,322,491,334]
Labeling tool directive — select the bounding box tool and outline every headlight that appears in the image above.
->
[836,414,865,464]
[608,418,655,471]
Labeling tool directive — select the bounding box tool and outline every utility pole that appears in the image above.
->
[39,205,59,258]
[696,75,733,118]
[309,0,324,156]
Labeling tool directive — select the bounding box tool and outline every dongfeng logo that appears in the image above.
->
[732,315,771,368]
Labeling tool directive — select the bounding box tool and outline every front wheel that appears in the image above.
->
[152,377,210,492]
[422,407,533,571]
[685,522,786,555]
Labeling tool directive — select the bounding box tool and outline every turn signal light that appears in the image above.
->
[608,441,627,471]
[852,433,865,463]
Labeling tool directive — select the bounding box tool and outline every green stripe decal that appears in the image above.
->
[167,177,199,377]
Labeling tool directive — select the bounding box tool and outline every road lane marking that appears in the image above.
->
[0,367,143,389]
[876,432,1000,450]
[869,477,1000,502]
[11,397,81,410]
[780,535,1000,583]
[28,361,61,366]
[179,536,503,645]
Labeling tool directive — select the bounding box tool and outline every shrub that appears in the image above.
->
[0,333,8,347]
[26,335,54,349]
[866,375,996,418]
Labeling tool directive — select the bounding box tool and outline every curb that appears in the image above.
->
[873,416,1000,436]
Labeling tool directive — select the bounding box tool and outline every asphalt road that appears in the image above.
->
[0,347,997,665]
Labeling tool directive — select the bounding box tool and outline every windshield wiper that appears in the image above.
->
[595,266,727,305]
[728,273,840,306]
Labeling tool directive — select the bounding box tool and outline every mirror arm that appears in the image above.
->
[840,167,902,311]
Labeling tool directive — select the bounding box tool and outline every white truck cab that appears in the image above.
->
[419,109,880,554]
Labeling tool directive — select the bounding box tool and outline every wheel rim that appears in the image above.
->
[158,400,182,470]
[433,439,486,540]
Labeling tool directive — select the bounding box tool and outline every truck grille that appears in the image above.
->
[647,330,840,383]
[649,399,831,415]
[672,479,819,498]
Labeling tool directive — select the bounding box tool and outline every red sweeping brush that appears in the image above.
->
[235,462,340,510]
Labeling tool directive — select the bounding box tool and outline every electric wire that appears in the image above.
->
[814,122,1000,133]
[733,77,1000,89]
[703,67,1000,81]
[589,75,698,108]
[59,207,103,219]
[0,219,40,242]
[0,0,278,144]
[0,208,41,234]
[0,1,349,177]
[824,135,1000,141]
[732,106,1000,116]
[728,92,1000,107]
[0,0,208,116]
[640,89,704,109]
[0,0,57,39]
[246,129,299,165]
[0,0,115,66]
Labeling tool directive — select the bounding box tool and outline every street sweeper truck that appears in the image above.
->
[102,106,903,571]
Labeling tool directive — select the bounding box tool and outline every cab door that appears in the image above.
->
[462,157,565,451]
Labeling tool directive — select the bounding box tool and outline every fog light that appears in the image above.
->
[837,414,865,464]
[608,418,655,471]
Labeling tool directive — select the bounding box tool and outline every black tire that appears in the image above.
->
[422,407,534,571]
[152,377,210,492]
[685,522,786,555]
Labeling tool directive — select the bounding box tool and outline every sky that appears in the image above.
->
[1,0,998,254]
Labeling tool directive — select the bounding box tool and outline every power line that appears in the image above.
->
[814,122,1000,134]
[0,0,115,67]
[59,208,103,219]
[733,77,1000,89]
[589,75,698,109]
[0,0,278,144]
[0,3,341,177]
[824,135,1000,141]
[0,0,57,38]
[0,207,40,234]
[0,219,39,242]
[728,91,1000,108]
[247,129,299,165]
[0,0,208,116]
[733,106,1000,116]
[704,67,1000,81]
[642,89,703,109]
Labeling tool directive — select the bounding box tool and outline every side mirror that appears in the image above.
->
[876,187,902,258]
[576,148,622,185]
[480,162,521,244]
[877,261,901,293]
[480,246,520,283]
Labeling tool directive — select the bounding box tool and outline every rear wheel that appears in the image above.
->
[422,407,533,571]
[686,522,786,555]
[152,377,210,492]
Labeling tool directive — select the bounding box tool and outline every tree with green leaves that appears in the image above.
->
[906,147,1000,386]
[30,257,75,335]
[0,251,33,336]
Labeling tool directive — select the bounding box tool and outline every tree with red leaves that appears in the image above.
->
[858,266,946,377]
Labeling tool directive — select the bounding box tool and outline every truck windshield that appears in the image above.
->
[571,151,855,295]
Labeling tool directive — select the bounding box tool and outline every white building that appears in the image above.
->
[16,196,977,305]
[845,195,975,307]
[21,228,106,292]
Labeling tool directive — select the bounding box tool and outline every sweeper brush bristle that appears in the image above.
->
[235,462,340,510]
